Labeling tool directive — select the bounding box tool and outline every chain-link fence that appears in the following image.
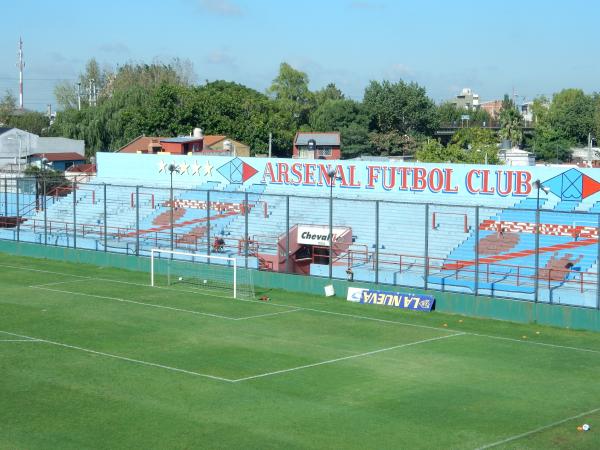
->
[1,176,598,308]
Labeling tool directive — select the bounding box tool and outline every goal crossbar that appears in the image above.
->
[150,248,237,298]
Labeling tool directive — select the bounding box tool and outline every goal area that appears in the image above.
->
[150,248,255,300]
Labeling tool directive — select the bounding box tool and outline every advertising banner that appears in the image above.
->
[359,289,435,312]
[297,225,348,246]
[346,287,367,303]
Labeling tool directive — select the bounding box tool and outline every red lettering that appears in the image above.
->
[443,168,459,193]
[466,170,480,193]
[398,167,410,190]
[481,170,495,194]
[277,163,290,184]
[304,164,316,185]
[515,171,532,195]
[366,165,381,189]
[496,170,514,196]
[290,163,303,185]
[412,167,427,191]
[262,162,277,183]
[381,166,396,190]
[428,168,444,193]
[347,165,361,187]
[334,165,348,186]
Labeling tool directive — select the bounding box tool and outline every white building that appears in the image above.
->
[500,147,536,166]
[0,128,84,171]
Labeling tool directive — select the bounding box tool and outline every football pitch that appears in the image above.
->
[1,253,600,449]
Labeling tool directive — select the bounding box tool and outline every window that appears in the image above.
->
[316,147,332,157]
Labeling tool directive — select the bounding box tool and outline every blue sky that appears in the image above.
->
[0,0,598,111]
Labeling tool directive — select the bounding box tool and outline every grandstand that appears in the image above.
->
[1,153,599,308]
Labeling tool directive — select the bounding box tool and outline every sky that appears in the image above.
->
[0,0,598,111]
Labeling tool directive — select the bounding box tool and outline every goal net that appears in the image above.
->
[150,248,255,300]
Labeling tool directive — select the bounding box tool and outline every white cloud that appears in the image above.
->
[98,42,130,55]
[349,1,385,10]
[198,0,243,16]
[205,50,236,66]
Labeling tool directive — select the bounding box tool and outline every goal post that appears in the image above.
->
[150,248,254,300]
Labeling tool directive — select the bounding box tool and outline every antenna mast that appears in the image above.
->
[17,37,25,109]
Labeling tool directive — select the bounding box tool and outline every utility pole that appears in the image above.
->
[88,78,93,106]
[268,132,272,158]
[77,82,82,110]
[17,37,25,109]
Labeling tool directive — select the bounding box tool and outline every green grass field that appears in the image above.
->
[1,252,600,449]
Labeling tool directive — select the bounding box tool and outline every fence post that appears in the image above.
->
[375,200,379,285]
[3,178,7,217]
[72,181,77,249]
[206,190,211,259]
[424,203,429,290]
[597,214,600,309]
[244,191,249,269]
[534,207,540,303]
[43,177,47,246]
[474,206,480,296]
[285,195,290,274]
[103,183,107,252]
[135,186,140,256]
[16,178,20,242]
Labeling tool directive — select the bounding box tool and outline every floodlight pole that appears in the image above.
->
[168,164,179,252]
[533,179,548,303]
[328,168,335,279]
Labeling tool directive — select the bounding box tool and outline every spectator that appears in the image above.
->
[213,236,225,252]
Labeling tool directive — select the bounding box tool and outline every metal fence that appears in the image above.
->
[1,176,598,309]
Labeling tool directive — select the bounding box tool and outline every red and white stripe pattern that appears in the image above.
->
[480,220,598,239]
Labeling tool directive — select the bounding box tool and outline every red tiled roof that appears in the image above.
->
[31,152,85,162]
[66,164,96,173]
[203,135,226,147]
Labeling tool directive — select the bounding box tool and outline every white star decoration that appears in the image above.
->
[158,160,167,173]
[203,161,214,177]
[179,162,190,174]
[192,161,201,176]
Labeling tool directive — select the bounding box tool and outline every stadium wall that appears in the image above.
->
[2,240,598,332]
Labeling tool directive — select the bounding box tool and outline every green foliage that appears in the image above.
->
[6,111,50,136]
[416,139,499,164]
[0,90,17,124]
[450,127,497,149]
[313,83,345,106]
[437,102,491,126]
[498,94,523,146]
[363,80,438,136]
[547,89,594,145]
[23,165,69,194]
[267,62,314,127]
[531,122,573,162]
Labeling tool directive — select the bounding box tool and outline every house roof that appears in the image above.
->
[30,152,86,162]
[160,137,203,144]
[119,136,168,153]
[295,132,341,146]
[0,127,13,135]
[203,135,226,147]
[66,164,96,173]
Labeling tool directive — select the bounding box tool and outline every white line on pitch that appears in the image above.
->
[29,286,237,320]
[468,332,600,355]
[475,406,600,449]
[29,278,93,288]
[235,309,302,320]
[232,333,465,382]
[0,330,234,383]
[6,263,600,356]
[0,339,42,342]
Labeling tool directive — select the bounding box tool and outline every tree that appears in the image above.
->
[7,111,50,136]
[0,90,16,125]
[547,89,594,145]
[498,94,523,147]
[363,80,438,137]
[416,139,499,164]
[531,122,573,162]
[450,127,497,149]
[314,83,344,106]
[267,63,314,127]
